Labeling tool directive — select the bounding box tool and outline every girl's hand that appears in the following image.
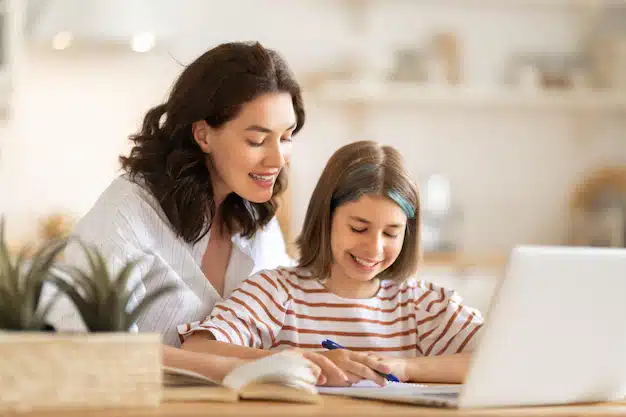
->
[286,348,349,386]
[319,350,392,386]
[374,355,410,382]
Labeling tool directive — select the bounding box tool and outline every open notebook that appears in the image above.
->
[163,351,321,404]
[318,380,463,407]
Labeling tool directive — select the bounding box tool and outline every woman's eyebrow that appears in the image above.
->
[245,121,297,134]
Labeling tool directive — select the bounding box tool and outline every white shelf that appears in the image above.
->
[308,80,626,111]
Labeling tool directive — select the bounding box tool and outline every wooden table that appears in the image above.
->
[8,396,626,417]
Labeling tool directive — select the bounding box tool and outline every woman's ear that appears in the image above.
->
[192,120,212,154]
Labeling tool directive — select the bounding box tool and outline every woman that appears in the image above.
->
[48,41,346,384]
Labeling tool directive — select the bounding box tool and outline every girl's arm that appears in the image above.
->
[405,353,471,383]
[381,353,472,384]
[380,281,485,384]
[178,271,353,385]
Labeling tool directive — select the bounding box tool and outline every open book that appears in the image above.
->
[163,351,320,404]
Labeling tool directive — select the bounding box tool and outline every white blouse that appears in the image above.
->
[46,175,294,346]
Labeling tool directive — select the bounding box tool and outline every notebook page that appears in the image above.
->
[318,380,462,399]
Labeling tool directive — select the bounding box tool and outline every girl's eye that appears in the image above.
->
[247,140,263,147]
[350,226,366,234]
[281,137,293,143]
[384,232,399,238]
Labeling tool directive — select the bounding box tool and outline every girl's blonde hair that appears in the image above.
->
[296,140,420,281]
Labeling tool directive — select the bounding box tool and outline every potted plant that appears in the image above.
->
[0,220,178,411]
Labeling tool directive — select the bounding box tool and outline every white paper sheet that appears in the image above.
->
[317,380,462,404]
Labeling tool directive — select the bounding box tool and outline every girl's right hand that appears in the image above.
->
[318,350,392,386]
[287,348,350,386]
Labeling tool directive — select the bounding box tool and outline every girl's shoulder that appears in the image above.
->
[378,278,461,303]
[257,266,326,293]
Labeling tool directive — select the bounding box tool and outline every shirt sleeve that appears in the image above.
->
[178,270,290,349]
[45,200,151,333]
[413,281,484,356]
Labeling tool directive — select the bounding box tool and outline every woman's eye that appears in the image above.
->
[281,136,293,143]
[247,140,263,147]
[350,226,366,233]
[384,232,399,238]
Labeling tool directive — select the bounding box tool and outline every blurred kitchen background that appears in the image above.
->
[0,0,624,311]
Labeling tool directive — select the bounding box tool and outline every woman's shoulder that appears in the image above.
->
[72,174,170,242]
[96,174,159,213]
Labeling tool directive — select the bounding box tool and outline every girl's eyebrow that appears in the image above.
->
[349,216,370,224]
[348,216,404,228]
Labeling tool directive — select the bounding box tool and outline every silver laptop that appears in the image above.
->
[320,245,626,408]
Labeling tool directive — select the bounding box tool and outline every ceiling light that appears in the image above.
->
[52,30,73,50]
[130,32,155,53]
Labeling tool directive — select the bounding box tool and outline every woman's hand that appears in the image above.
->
[318,350,392,386]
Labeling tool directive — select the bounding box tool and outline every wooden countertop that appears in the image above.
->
[9,395,626,417]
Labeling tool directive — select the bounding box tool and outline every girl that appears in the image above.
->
[47,41,345,384]
[179,141,484,386]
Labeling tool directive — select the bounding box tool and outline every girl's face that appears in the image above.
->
[330,194,407,284]
[192,92,297,204]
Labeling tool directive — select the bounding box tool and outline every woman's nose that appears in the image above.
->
[264,141,285,168]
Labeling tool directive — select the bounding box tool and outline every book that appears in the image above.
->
[163,351,321,404]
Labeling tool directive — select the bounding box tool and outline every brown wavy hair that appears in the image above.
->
[120,41,305,243]
[297,141,421,282]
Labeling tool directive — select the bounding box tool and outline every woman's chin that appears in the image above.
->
[239,189,274,204]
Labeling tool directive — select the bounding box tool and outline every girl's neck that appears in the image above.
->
[323,269,380,299]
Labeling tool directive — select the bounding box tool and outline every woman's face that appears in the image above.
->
[193,92,297,204]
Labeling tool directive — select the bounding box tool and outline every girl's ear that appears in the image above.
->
[192,120,212,153]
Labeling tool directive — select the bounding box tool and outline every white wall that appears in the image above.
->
[0,0,625,254]
[0,48,180,241]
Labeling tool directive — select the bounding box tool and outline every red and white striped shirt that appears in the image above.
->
[178,267,484,357]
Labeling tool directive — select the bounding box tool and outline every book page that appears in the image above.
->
[222,351,317,392]
[163,366,220,387]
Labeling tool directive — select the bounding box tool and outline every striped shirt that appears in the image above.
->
[178,267,484,357]
[44,175,294,346]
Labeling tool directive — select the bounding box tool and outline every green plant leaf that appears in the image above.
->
[30,289,62,330]
[53,265,101,306]
[0,217,71,331]
[46,238,179,333]
[0,286,21,329]
[125,283,179,330]
[48,276,93,327]
[26,238,68,306]
[0,219,17,295]
[113,258,142,295]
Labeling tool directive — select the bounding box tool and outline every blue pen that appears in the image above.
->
[321,338,400,383]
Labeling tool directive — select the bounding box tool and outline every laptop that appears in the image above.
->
[319,245,626,408]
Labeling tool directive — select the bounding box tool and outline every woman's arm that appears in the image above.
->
[182,334,271,360]
[163,344,246,382]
